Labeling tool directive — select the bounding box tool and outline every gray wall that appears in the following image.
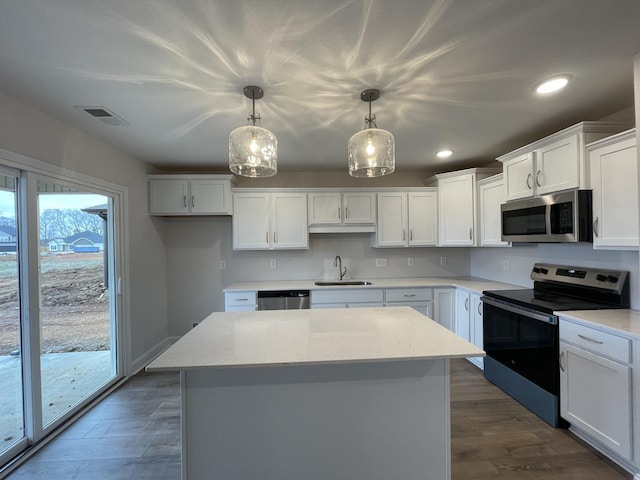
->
[163,216,471,335]
[0,91,168,372]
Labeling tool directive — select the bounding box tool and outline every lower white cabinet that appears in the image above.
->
[384,288,432,317]
[454,289,484,369]
[224,291,257,312]
[311,288,384,309]
[433,288,455,331]
[559,318,633,464]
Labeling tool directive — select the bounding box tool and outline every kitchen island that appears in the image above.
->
[146,306,483,480]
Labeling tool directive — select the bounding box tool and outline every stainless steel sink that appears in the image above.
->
[314,280,373,286]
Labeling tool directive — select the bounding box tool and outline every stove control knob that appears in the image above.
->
[596,274,607,282]
[607,275,619,283]
[540,268,548,275]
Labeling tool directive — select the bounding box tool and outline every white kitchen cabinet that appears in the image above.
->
[433,288,455,331]
[375,189,437,247]
[384,288,433,317]
[308,191,376,232]
[455,289,484,369]
[559,318,633,464]
[224,291,258,312]
[477,174,510,247]
[233,191,308,250]
[428,168,498,246]
[148,175,234,215]
[587,129,638,250]
[311,288,384,309]
[499,122,629,201]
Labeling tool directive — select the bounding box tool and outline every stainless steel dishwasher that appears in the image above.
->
[257,290,310,310]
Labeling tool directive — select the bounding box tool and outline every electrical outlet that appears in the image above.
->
[269,259,277,269]
[219,260,226,270]
[408,256,415,266]
[440,256,447,266]
[375,257,388,267]
[503,259,509,270]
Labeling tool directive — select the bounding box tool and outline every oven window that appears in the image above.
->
[502,205,546,235]
[483,301,558,394]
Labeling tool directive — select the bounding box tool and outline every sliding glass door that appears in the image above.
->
[0,168,123,468]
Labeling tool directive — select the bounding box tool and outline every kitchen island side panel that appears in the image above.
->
[182,359,451,480]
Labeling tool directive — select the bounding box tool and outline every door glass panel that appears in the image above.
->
[37,182,116,426]
[0,174,24,458]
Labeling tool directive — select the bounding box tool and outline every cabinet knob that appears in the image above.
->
[345,207,348,219]
[191,195,195,208]
[469,228,473,240]
[593,217,599,237]
[183,195,188,208]
[559,351,565,372]
[477,301,482,315]
[465,298,469,311]
[536,170,543,187]
[338,207,341,220]
[526,173,533,190]
[403,229,406,241]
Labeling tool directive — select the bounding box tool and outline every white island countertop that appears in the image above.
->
[146,306,484,371]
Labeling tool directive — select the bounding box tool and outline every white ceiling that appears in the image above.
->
[1,0,639,174]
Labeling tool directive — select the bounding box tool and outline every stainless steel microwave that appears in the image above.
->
[501,190,593,243]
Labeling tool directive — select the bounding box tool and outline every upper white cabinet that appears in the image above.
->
[233,191,308,250]
[428,168,499,246]
[477,174,510,247]
[148,175,234,215]
[375,189,437,247]
[498,122,629,201]
[308,191,376,232]
[587,129,638,250]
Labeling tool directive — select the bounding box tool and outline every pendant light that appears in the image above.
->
[229,85,277,177]
[348,88,395,177]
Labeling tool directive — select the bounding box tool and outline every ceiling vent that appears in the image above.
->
[76,106,128,126]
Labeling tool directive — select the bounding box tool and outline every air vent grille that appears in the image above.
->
[76,106,128,126]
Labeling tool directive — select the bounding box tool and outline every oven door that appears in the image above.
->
[482,297,559,395]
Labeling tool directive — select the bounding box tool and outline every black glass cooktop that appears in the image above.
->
[483,288,623,314]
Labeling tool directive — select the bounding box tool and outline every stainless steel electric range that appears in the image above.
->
[482,263,629,427]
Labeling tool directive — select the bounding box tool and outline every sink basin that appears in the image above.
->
[314,280,373,286]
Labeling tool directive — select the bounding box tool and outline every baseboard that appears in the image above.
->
[130,337,173,374]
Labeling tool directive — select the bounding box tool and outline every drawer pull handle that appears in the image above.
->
[403,294,416,298]
[593,217,599,237]
[578,334,604,345]
[526,173,533,190]
[183,195,187,208]
[191,195,195,208]
[236,298,249,302]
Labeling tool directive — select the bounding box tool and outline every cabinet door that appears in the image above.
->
[272,193,308,249]
[189,179,231,215]
[376,192,408,247]
[308,193,342,224]
[438,174,475,246]
[469,293,484,369]
[535,135,579,195]
[343,193,376,224]
[590,138,638,249]
[433,288,454,331]
[408,191,437,246]
[503,153,534,201]
[149,179,189,214]
[454,289,471,342]
[232,193,270,249]
[560,342,632,461]
[478,176,510,247]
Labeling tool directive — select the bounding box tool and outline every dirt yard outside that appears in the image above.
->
[0,253,109,356]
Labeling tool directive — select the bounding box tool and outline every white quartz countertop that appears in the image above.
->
[223,276,519,294]
[557,309,640,338]
[146,306,484,371]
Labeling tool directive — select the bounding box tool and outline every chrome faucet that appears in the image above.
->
[333,255,347,281]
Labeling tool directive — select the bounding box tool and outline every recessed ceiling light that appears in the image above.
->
[534,75,572,95]
[436,149,453,158]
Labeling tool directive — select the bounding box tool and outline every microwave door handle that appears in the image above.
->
[545,203,552,235]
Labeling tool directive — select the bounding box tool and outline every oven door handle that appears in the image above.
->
[482,297,558,325]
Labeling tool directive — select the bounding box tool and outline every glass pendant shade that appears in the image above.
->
[348,127,395,177]
[229,125,277,177]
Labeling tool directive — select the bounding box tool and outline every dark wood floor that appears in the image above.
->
[4,360,631,479]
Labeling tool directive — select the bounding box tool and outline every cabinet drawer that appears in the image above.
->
[225,291,257,306]
[311,288,384,305]
[385,288,432,302]
[560,320,630,364]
